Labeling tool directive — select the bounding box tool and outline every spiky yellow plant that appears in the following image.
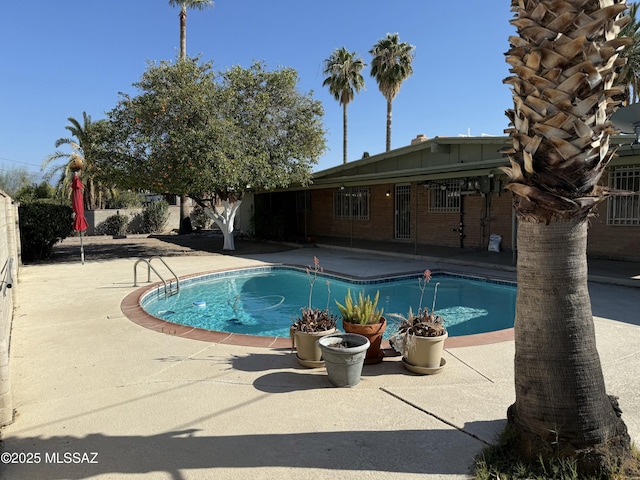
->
[335,289,384,325]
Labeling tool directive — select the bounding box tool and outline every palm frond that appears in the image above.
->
[504,0,633,222]
[369,33,415,101]
[168,0,214,10]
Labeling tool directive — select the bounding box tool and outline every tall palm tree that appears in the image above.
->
[43,112,108,210]
[617,2,640,103]
[168,0,214,233]
[168,0,214,61]
[369,33,415,152]
[323,47,366,164]
[502,0,635,474]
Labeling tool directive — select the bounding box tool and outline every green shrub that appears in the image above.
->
[127,212,144,234]
[14,182,56,204]
[96,213,129,236]
[142,200,169,233]
[190,204,211,230]
[19,203,74,262]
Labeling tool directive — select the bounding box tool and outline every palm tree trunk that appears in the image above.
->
[86,178,96,210]
[178,6,189,233]
[96,185,103,209]
[342,102,348,164]
[179,6,187,61]
[509,218,630,469]
[386,99,392,152]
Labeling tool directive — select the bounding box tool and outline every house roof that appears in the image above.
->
[308,135,509,189]
[264,134,640,193]
[306,134,640,189]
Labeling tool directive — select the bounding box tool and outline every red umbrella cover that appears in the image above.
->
[72,174,88,232]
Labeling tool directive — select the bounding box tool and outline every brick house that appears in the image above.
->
[251,135,640,261]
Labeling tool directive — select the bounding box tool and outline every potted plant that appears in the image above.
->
[336,289,387,364]
[290,256,337,368]
[389,269,447,374]
[318,332,370,387]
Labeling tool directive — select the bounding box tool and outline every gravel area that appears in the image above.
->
[44,231,295,264]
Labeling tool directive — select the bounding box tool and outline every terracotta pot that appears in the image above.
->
[403,330,448,370]
[69,156,83,172]
[291,327,336,368]
[342,317,387,364]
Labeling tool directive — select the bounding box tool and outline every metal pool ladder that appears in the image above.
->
[133,256,180,297]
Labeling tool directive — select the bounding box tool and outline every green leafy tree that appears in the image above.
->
[42,112,110,210]
[323,47,366,164]
[369,33,415,152]
[105,58,325,250]
[501,1,637,475]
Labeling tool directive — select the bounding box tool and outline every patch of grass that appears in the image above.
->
[474,425,640,480]
[474,432,579,479]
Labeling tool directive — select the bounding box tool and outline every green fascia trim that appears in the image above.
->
[313,136,509,179]
[308,158,508,189]
[612,143,640,165]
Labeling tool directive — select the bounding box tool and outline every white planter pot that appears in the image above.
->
[402,331,448,374]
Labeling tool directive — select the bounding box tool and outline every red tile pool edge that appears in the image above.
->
[121,282,515,350]
[121,285,292,349]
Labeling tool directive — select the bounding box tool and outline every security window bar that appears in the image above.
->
[334,187,370,220]
[395,185,411,240]
[429,181,461,213]
[608,166,640,225]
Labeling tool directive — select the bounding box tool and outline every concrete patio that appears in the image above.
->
[1,244,638,479]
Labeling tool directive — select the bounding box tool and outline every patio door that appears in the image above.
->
[395,184,411,239]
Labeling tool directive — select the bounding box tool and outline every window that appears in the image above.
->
[334,187,370,220]
[608,166,640,225]
[428,181,461,213]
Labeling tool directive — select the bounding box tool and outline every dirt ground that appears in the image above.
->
[45,231,295,264]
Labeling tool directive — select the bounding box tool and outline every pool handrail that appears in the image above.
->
[133,256,180,296]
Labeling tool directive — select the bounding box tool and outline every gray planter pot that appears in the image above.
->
[318,333,370,387]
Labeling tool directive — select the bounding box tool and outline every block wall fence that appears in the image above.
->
[0,191,19,425]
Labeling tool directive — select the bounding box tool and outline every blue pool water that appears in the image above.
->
[141,267,517,338]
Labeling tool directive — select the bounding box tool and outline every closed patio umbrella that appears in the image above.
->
[71,172,88,264]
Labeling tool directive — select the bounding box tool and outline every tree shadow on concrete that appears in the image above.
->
[223,351,438,393]
[1,421,502,479]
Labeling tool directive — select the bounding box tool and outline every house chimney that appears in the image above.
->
[411,134,428,145]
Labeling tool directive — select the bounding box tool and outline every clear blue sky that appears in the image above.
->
[0,1,516,181]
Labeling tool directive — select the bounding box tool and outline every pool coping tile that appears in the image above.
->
[121,265,516,349]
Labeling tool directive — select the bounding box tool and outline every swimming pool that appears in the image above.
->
[140,267,517,339]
